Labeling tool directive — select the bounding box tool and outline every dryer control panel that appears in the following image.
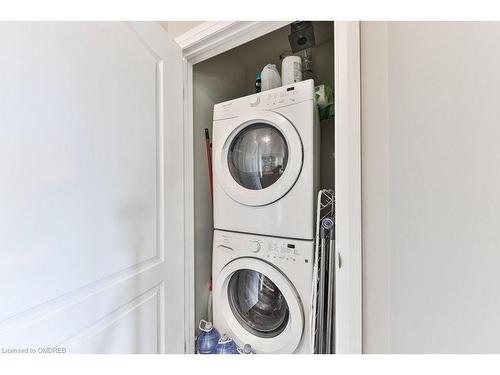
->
[214,230,314,265]
[213,79,315,121]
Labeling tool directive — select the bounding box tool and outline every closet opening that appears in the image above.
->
[191,21,335,346]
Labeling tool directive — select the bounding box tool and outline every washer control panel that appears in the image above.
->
[214,230,313,264]
[263,241,302,262]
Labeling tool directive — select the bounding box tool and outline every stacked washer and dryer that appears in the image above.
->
[212,79,320,354]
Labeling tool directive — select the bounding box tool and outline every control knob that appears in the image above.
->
[249,96,260,107]
[250,240,262,253]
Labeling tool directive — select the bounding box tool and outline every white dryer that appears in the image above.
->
[212,229,314,354]
[212,79,319,240]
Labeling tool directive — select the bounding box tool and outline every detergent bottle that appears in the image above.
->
[214,334,240,354]
[260,64,281,91]
[196,320,220,354]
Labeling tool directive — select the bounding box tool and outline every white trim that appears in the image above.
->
[334,21,363,354]
[176,21,290,64]
[174,22,239,49]
[182,55,196,354]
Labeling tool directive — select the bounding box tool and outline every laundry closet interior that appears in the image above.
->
[189,21,335,349]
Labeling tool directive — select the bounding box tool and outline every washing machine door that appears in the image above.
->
[216,111,303,206]
[215,257,304,353]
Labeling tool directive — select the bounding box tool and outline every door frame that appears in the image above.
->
[176,21,362,354]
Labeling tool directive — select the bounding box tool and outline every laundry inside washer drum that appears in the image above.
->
[228,269,289,338]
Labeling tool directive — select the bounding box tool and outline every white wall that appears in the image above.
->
[362,21,500,353]
[361,21,391,353]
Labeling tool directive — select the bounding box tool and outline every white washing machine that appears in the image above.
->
[212,229,314,354]
[212,79,319,240]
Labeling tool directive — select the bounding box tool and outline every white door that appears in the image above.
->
[214,111,303,206]
[0,22,185,353]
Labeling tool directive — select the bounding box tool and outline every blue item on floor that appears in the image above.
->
[196,320,220,354]
[214,334,240,354]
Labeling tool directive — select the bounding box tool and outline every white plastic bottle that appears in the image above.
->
[261,64,281,91]
[281,55,302,85]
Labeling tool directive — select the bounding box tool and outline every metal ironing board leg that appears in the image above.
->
[318,238,326,353]
[312,190,335,354]
[319,217,334,354]
[326,235,335,353]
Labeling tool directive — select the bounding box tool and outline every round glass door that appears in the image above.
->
[228,269,289,338]
[216,257,304,353]
[227,124,288,190]
[215,111,303,207]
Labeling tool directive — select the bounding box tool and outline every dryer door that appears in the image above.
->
[215,111,303,206]
[215,257,304,353]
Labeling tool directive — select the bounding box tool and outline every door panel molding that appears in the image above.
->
[61,283,163,353]
[0,256,163,340]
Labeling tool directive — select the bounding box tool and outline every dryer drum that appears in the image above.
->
[227,123,289,191]
[228,269,290,338]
